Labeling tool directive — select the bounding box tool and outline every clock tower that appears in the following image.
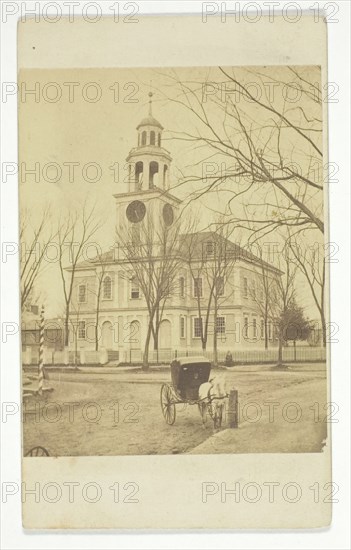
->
[114,93,181,236]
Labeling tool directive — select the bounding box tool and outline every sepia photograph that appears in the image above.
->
[20,64,328,458]
[5,6,347,533]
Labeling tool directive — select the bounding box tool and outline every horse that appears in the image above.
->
[198,375,228,430]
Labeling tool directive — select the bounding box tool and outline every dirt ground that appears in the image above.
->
[23,363,328,456]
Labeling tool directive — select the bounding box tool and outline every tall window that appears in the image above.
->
[193,317,203,338]
[135,161,143,188]
[141,131,147,145]
[216,316,226,334]
[244,316,249,339]
[193,277,203,298]
[216,276,224,296]
[158,133,161,146]
[78,321,86,339]
[150,131,155,145]
[131,277,140,299]
[149,161,159,188]
[179,276,185,298]
[180,316,185,339]
[268,321,272,340]
[253,318,257,339]
[243,277,248,298]
[78,284,86,303]
[261,319,265,339]
[163,165,168,186]
[252,280,256,299]
[103,275,112,300]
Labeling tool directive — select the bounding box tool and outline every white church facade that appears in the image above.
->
[68,99,281,363]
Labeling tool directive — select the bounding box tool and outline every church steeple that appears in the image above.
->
[126,95,172,192]
[114,95,181,236]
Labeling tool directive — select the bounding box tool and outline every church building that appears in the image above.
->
[68,96,281,363]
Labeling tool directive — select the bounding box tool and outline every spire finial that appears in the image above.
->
[148,91,153,116]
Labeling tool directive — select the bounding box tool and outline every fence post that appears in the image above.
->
[228,389,239,428]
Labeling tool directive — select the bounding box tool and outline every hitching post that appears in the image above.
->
[38,305,45,396]
[228,389,239,428]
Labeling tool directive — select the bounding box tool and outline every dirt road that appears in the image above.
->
[23,363,327,456]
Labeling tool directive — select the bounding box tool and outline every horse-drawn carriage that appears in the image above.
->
[160,357,228,428]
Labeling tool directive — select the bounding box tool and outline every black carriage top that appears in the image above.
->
[170,357,211,401]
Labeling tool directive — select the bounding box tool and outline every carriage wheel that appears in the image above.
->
[25,446,50,457]
[160,384,176,425]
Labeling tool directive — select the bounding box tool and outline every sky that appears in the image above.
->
[19,66,324,319]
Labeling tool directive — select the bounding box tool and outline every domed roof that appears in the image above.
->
[136,115,163,130]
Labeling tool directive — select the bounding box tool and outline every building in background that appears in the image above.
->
[68,101,282,363]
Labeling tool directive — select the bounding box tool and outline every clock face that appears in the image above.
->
[163,203,174,226]
[126,200,146,223]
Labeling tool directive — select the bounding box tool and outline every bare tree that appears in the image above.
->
[69,297,83,367]
[270,248,299,367]
[182,223,238,362]
[20,206,55,311]
[83,251,110,351]
[57,202,103,347]
[156,66,323,237]
[117,216,183,370]
[246,245,280,349]
[182,230,212,352]
[287,233,326,346]
[206,230,238,366]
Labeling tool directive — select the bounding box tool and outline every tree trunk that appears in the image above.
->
[213,308,218,367]
[321,312,326,347]
[64,306,70,347]
[95,286,102,351]
[213,325,218,367]
[264,316,268,350]
[142,321,153,371]
[153,329,159,364]
[277,333,283,366]
[95,309,100,351]
[74,328,78,366]
[153,333,158,350]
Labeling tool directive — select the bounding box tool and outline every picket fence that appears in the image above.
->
[22,345,326,366]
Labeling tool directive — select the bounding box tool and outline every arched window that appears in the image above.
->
[141,131,147,146]
[135,161,143,189]
[103,276,112,300]
[163,165,168,187]
[179,276,185,298]
[149,161,159,188]
[150,131,155,145]
[158,133,161,146]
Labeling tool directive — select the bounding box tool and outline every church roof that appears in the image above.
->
[178,232,283,274]
[136,116,164,130]
[69,231,282,274]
